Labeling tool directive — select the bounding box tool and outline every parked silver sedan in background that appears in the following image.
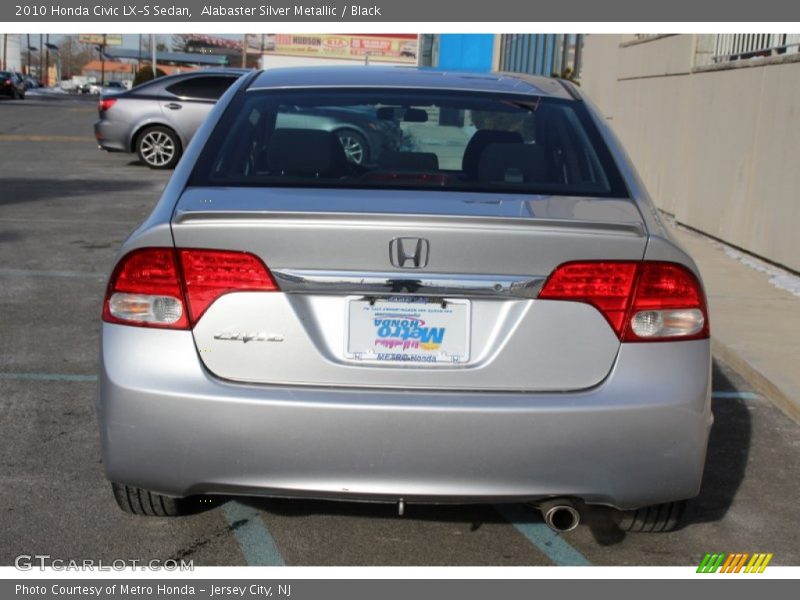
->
[98,67,712,533]
[94,68,249,168]
[94,68,403,169]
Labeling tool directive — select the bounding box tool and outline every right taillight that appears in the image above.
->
[98,97,116,113]
[102,247,278,329]
[539,261,709,342]
[622,262,708,342]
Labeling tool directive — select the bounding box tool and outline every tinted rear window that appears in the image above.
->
[191,89,628,198]
[166,76,237,100]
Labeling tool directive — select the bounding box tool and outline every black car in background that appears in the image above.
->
[0,72,26,100]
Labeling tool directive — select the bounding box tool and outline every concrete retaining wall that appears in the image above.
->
[580,34,800,272]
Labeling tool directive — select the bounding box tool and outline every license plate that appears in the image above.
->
[346,297,471,365]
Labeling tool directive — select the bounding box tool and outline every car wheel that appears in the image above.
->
[618,500,686,533]
[111,483,194,517]
[137,126,181,169]
[336,129,369,166]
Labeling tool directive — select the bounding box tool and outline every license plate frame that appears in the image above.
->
[344,296,471,366]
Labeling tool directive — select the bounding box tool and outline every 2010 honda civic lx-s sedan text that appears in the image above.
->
[97,67,712,533]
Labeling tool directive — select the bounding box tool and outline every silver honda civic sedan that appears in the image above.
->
[98,67,712,533]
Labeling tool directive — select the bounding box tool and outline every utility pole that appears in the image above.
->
[100,34,106,85]
[241,34,247,67]
[138,34,142,70]
[39,34,43,79]
[2,34,7,70]
[45,34,50,86]
[151,33,156,77]
[66,35,72,79]
[26,34,31,74]
[573,34,583,78]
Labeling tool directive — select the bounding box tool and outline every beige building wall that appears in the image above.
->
[580,34,800,272]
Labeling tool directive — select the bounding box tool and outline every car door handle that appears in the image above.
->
[165,103,182,110]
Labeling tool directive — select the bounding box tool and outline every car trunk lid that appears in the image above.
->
[171,187,647,391]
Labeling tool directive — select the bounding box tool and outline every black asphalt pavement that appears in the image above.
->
[0,95,798,567]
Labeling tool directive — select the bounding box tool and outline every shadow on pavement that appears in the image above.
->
[235,496,508,529]
[683,360,751,524]
[0,178,153,207]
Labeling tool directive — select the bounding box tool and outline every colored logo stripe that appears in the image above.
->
[697,552,726,573]
[745,553,773,573]
[698,552,773,573]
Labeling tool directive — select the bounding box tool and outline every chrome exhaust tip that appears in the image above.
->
[538,500,580,532]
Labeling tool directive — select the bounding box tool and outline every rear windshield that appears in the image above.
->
[190,88,628,197]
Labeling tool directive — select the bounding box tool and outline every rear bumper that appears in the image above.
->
[93,119,129,152]
[98,325,712,510]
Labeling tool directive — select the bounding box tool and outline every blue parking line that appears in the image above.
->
[0,372,98,382]
[222,501,285,566]
[711,391,760,400]
[495,504,591,566]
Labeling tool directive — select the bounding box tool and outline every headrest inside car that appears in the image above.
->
[462,129,524,179]
[477,143,552,184]
[266,129,348,177]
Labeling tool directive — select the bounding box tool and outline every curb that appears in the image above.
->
[712,339,800,423]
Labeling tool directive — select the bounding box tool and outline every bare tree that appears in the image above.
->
[54,35,96,80]
[171,34,190,52]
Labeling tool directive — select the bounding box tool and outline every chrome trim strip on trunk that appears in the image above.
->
[271,269,546,299]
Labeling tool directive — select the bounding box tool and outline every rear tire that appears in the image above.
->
[618,500,686,532]
[336,129,369,165]
[136,126,181,169]
[111,482,192,517]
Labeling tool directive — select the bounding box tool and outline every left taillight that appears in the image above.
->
[102,247,278,329]
[98,97,116,114]
[178,248,278,324]
[103,248,189,329]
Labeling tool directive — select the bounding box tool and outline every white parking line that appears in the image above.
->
[711,391,760,400]
[0,372,97,382]
[0,268,105,279]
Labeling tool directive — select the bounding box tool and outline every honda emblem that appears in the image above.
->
[389,238,430,269]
